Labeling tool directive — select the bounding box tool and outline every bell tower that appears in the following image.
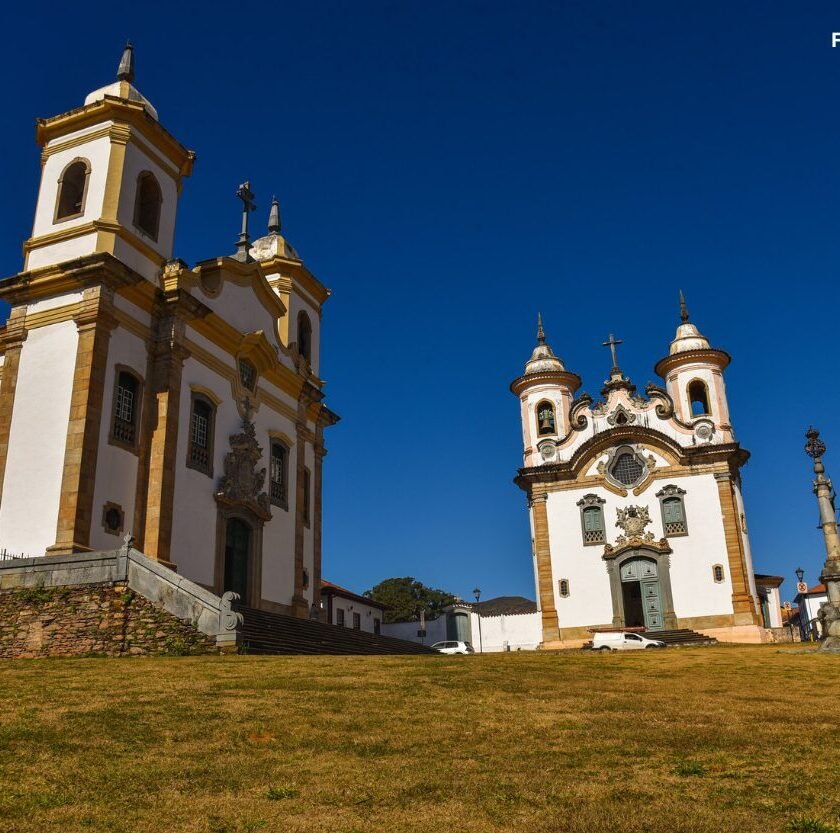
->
[654,293,734,443]
[24,43,195,282]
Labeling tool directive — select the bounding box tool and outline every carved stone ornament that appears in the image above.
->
[215,398,272,522]
[614,505,655,546]
[694,418,715,444]
[538,440,557,461]
[219,591,244,632]
[606,404,636,426]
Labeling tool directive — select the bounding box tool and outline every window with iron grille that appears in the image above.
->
[559,579,570,598]
[239,359,256,391]
[713,564,725,583]
[611,452,644,486]
[577,494,606,545]
[111,370,140,448]
[188,397,214,476]
[656,485,688,537]
[270,442,288,507]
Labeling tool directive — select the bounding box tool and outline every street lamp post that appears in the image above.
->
[473,587,483,654]
[803,427,840,651]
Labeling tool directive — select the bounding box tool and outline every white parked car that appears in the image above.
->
[431,640,475,655]
[592,632,665,652]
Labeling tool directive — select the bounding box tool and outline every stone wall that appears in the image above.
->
[0,582,218,658]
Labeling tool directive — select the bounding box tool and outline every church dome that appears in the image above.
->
[84,44,159,120]
[669,321,710,355]
[249,198,302,263]
[524,314,566,374]
[668,291,711,355]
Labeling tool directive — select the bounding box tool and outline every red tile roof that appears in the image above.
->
[320,580,387,609]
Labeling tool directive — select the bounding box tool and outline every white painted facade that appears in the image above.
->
[512,309,767,647]
[0,46,338,620]
[321,583,385,634]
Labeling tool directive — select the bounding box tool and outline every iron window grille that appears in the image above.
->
[612,452,644,486]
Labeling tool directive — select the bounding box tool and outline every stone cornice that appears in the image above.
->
[514,426,749,491]
[510,369,582,397]
[654,347,731,379]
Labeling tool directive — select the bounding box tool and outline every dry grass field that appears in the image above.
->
[0,645,838,833]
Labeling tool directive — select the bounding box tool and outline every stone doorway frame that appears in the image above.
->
[604,546,677,629]
[214,506,265,608]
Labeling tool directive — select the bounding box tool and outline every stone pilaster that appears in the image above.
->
[531,492,560,643]
[714,471,760,625]
[48,287,117,555]
[0,308,28,508]
[291,405,310,618]
[140,306,190,568]
[311,437,326,621]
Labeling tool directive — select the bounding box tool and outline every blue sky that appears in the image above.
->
[1,1,839,602]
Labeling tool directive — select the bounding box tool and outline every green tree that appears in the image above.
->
[364,577,458,624]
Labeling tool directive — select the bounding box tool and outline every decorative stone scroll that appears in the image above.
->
[614,505,655,545]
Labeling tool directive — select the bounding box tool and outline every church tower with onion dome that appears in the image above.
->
[511,296,765,648]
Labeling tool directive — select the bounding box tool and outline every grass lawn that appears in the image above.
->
[1,646,839,833]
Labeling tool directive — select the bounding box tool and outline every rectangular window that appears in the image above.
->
[303,467,311,527]
[353,612,361,630]
[582,507,605,545]
[662,498,687,536]
[336,608,345,627]
[111,370,141,450]
[270,442,288,507]
[187,396,215,476]
[238,359,256,391]
[373,618,381,635]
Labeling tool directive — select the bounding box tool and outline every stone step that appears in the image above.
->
[236,606,437,656]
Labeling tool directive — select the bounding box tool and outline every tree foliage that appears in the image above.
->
[364,577,458,624]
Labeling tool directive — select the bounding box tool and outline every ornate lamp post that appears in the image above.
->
[803,427,840,651]
[473,587,483,654]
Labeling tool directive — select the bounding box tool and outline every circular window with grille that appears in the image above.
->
[611,451,644,486]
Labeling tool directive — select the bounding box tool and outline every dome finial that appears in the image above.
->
[117,41,135,83]
[268,195,282,234]
[679,289,689,324]
[537,312,545,345]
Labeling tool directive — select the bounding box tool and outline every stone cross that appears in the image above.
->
[234,181,256,262]
[603,333,623,371]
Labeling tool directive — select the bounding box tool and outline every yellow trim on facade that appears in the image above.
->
[24,303,80,330]
[189,383,223,407]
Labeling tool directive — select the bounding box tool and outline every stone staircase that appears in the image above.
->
[648,628,718,647]
[237,606,437,656]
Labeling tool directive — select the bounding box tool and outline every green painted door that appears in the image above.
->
[224,518,252,604]
[621,558,664,631]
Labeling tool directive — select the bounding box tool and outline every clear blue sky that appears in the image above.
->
[1,1,839,603]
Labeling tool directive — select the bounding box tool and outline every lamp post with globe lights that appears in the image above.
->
[803,427,840,651]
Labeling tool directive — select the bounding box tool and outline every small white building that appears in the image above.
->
[383,597,542,652]
[794,583,829,641]
[0,46,338,621]
[754,574,784,629]
[512,303,768,648]
[320,581,386,634]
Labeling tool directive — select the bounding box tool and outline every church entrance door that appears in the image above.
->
[224,518,252,605]
[620,558,664,631]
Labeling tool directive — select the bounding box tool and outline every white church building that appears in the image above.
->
[512,300,766,647]
[0,45,337,619]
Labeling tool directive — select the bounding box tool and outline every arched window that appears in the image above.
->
[657,485,688,537]
[134,171,163,239]
[269,440,289,509]
[688,380,710,417]
[297,311,313,364]
[111,368,142,450]
[577,494,606,545]
[188,394,215,476]
[55,158,90,221]
[611,451,644,487]
[558,579,570,598]
[536,400,557,436]
[713,564,725,583]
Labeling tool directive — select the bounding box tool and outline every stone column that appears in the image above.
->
[290,398,311,618]
[48,287,117,555]
[140,309,190,569]
[311,437,326,621]
[0,308,28,508]
[714,471,760,625]
[804,428,840,651]
[531,492,559,643]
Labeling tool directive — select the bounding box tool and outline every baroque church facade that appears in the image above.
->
[0,46,337,618]
[512,300,765,647]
